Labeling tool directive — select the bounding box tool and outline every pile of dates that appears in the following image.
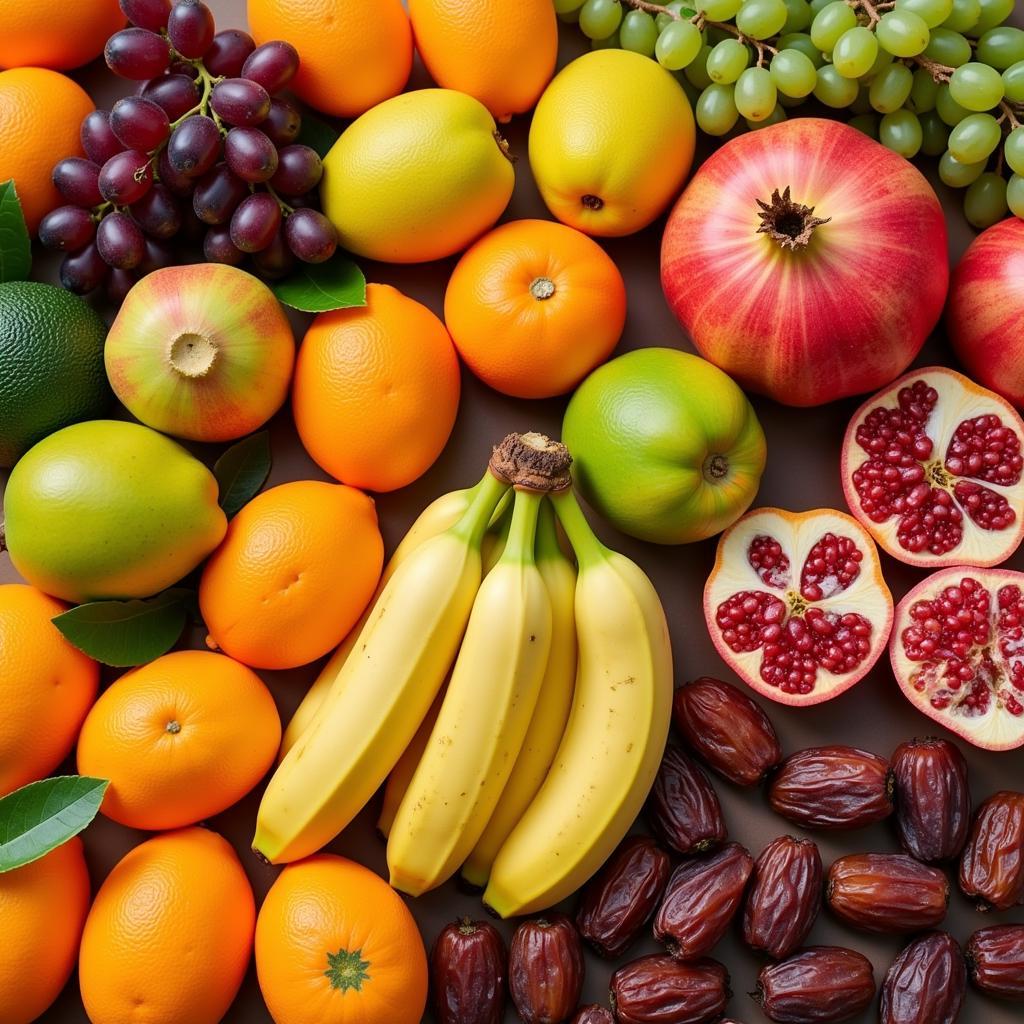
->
[428,676,1024,1023]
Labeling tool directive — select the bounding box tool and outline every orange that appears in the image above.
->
[292,283,461,492]
[0,583,98,796]
[76,650,281,830]
[79,827,255,1024]
[199,480,384,669]
[247,0,412,117]
[444,219,627,399]
[0,68,94,234]
[409,0,557,121]
[255,854,427,1024]
[0,0,125,71]
[0,838,91,1024]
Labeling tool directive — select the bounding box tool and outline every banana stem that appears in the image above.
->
[502,490,543,564]
[550,489,608,567]
[535,499,564,564]
[450,471,510,547]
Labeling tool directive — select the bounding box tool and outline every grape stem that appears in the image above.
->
[845,0,895,28]
[265,181,295,216]
[913,54,1023,129]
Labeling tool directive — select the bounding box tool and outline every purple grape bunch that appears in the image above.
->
[39,0,338,302]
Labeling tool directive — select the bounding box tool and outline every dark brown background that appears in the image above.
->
[2,1,1022,1020]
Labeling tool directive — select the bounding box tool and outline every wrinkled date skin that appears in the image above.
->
[743,835,823,959]
[879,931,966,1024]
[610,954,729,1024]
[755,946,876,1024]
[654,842,754,961]
[826,853,949,933]
[967,924,1024,999]
[767,745,893,830]
[430,918,507,1024]
[571,1006,615,1024]
[959,791,1024,911]
[509,914,584,1024]
[890,737,971,863]
[672,676,782,786]
[647,745,727,855]
[577,835,672,959]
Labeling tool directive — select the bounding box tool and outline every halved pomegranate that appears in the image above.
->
[841,366,1024,568]
[891,567,1024,751]
[704,507,894,707]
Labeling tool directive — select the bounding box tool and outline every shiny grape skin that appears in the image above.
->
[156,147,196,196]
[204,29,255,77]
[230,192,282,253]
[262,97,302,147]
[98,150,153,205]
[284,208,338,264]
[204,226,246,265]
[252,226,296,279]
[96,211,147,270]
[224,127,279,183]
[241,41,300,93]
[119,0,171,32]
[38,206,96,252]
[52,158,103,208]
[104,28,171,79]
[142,75,200,122]
[167,0,216,59]
[60,243,109,294]
[130,183,183,240]
[166,115,222,178]
[270,144,323,196]
[110,96,170,152]
[80,110,124,166]
[192,164,249,225]
[210,78,272,127]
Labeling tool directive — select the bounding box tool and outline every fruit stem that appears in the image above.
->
[535,498,565,564]
[529,277,556,300]
[502,490,543,564]
[550,488,608,568]
[489,432,573,493]
[703,453,730,482]
[449,471,511,548]
[756,186,831,251]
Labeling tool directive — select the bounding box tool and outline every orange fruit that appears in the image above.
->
[0,68,94,234]
[0,583,99,796]
[247,0,412,117]
[79,827,255,1024]
[0,0,125,71]
[409,0,557,121]
[0,838,91,1024]
[255,854,428,1024]
[444,219,627,399]
[76,650,281,830]
[199,480,384,669]
[292,283,461,492]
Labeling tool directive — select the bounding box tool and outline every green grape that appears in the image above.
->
[1006,127,1024,174]
[736,0,789,39]
[707,38,751,82]
[880,109,924,155]
[1004,61,1024,102]
[777,32,825,65]
[896,0,953,27]
[936,82,973,123]
[849,112,881,137]
[809,0,833,14]
[558,7,582,22]
[948,111,1003,163]
[810,1,857,51]
[869,62,914,111]
[579,0,623,39]
[964,172,1009,227]
[849,85,873,112]
[908,66,941,111]
[876,10,930,56]
[657,20,705,68]
[555,0,585,14]
[734,65,779,119]
[861,46,894,80]
[814,62,861,105]
[939,148,988,185]
[620,9,660,55]
[685,43,715,86]
[833,26,879,78]
[942,0,980,32]
[705,25,732,44]
[781,0,813,33]
[591,30,622,47]
[770,47,819,95]
[698,0,741,17]
[778,91,808,105]
[977,27,1024,69]
[1008,174,1024,217]
[972,0,1014,35]
[696,82,741,133]
[746,102,788,128]
[656,0,688,30]
[920,109,951,153]
[949,61,1005,110]
[924,27,973,65]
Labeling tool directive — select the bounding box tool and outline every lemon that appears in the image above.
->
[529,50,696,237]
[321,88,516,263]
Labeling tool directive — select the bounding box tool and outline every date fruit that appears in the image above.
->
[647,745,727,855]
[610,954,729,1024]
[572,1007,614,1024]
[577,835,671,959]
[672,676,782,786]
[743,835,822,960]
[959,790,1024,911]
[826,853,949,933]
[879,932,965,1024]
[509,914,584,1024]
[430,918,507,1024]
[890,737,970,863]
[967,924,1024,1000]
[654,842,753,961]
[754,946,876,1024]
[767,745,893,830]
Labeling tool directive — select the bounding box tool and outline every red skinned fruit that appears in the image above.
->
[610,955,729,1024]
[509,915,584,1024]
[571,1007,614,1024]
[880,932,966,1024]
[646,746,726,855]
[430,919,507,1024]
[958,791,1024,910]
[966,924,1024,1000]
[754,947,876,1023]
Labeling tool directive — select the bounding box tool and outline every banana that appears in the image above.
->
[461,500,577,888]
[483,487,673,918]
[253,469,509,864]
[387,487,553,896]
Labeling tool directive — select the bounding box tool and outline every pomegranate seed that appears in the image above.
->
[748,534,790,589]
[800,533,863,600]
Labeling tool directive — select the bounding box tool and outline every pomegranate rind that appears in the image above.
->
[704,507,894,707]
[841,366,1024,569]
[890,566,1024,751]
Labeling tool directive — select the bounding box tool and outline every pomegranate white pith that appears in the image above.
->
[704,508,894,707]
[841,366,1024,568]
[891,567,1024,752]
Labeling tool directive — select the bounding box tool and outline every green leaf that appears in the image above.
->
[214,430,272,518]
[52,592,187,667]
[0,776,109,872]
[271,253,366,313]
[297,110,340,158]
[0,180,31,284]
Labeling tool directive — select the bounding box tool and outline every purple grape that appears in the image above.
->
[81,110,123,166]
[138,237,177,274]
[229,192,281,252]
[203,226,245,265]
[270,144,322,196]
[262,97,301,147]
[167,0,215,59]
[252,226,295,279]
[38,206,96,251]
[105,28,171,79]
[120,0,171,31]
[98,150,153,205]
[129,183,182,239]
[52,158,102,208]
[210,78,271,127]
[107,268,138,305]
[110,96,170,152]
[204,29,255,77]
[284,208,337,264]
[60,243,109,294]
[143,74,201,122]
[241,41,299,94]
[156,147,194,195]
[192,164,248,225]
[96,211,146,269]
[168,59,200,78]
[166,115,222,178]
[224,127,278,183]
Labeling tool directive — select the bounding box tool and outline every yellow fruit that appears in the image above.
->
[321,89,515,263]
[528,50,696,237]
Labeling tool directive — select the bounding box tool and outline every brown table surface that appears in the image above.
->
[3,1,1022,1021]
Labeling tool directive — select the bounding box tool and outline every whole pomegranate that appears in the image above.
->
[661,119,948,407]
